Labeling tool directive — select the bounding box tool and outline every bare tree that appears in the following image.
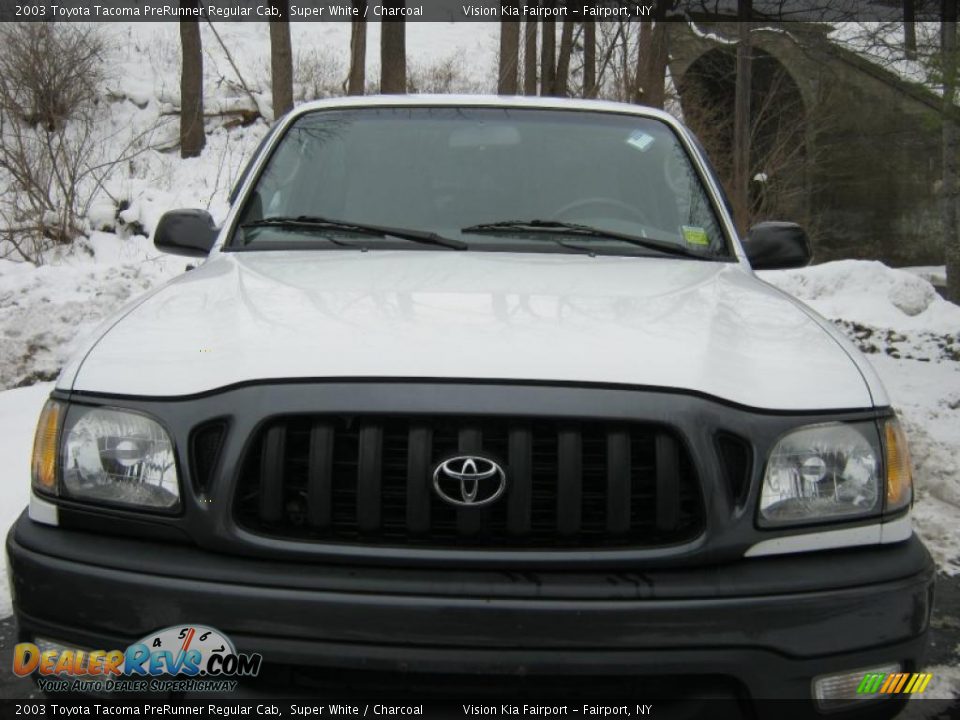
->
[0,23,103,131]
[593,21,629,100]
[179,2,205,158]
[944,2,960,301]
[583,21,596,98]
[269,0,294,118]
[0,24,163,263]
[732,0,753,232]
[523,16,538,95]
[499,14,521,94]
[380,2,407,93]
[639,6,668,108]
[680,49,816,234]
[634,21,651,103]
[555,20,575,96]
[205,21,262,116]
[348,0,367,95]
[540,16,556,95]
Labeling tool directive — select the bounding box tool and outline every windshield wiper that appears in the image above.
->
[242,215,467,250]
[461,219,711,260]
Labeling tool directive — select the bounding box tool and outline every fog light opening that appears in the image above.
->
[813,663,901,711]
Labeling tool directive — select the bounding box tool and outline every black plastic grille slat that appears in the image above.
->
[306,422,334,528]
[406,425,432,535]
[259,424,285,524]
[506,426,532,535]
[656,433,680,532]
[236,415,703,549]
[357,425,383,533]
[556,427,582,536]
[605,429,631,535]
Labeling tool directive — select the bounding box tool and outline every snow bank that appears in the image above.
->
[0,234,181,390]
[761,260,959,332]
[764,261,960,576]
[0,383,53,618]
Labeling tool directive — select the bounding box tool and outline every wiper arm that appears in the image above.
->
[461,219,709,260]
[242,215,467,250]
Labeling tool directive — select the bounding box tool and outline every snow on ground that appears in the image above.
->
[0,383,53,618]
[761,262,960,576]
[0,235,182,390]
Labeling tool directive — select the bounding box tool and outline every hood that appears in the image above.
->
[66,251,876,410]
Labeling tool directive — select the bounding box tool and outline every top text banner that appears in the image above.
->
[0,0,925,22]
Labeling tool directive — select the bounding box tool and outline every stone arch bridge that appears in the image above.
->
[667,21,943,266]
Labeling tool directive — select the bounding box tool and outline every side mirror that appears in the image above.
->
[742,221,812,270]
[154,209,218,258]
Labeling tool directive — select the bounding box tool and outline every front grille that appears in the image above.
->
[234,415,703,548]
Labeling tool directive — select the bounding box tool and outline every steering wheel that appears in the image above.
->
[552,197,650,225]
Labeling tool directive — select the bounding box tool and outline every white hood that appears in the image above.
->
[65,251,879,410]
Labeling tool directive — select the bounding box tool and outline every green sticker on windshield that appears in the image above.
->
[681,225,709,246]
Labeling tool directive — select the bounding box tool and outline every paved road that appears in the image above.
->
[1,575,959,714]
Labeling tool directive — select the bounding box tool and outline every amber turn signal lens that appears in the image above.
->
[31,400,61,494]
[885,418,912,512]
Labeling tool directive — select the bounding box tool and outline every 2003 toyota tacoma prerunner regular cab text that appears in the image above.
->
[6,97,934,717]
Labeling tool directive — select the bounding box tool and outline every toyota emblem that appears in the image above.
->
[432,456,507,507]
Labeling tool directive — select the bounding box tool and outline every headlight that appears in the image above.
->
[759,421,881,526]
[61,406,180,512]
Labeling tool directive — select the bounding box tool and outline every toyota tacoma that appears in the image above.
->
[7,97,933,716]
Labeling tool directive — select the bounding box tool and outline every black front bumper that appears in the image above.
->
[6,512,935,711]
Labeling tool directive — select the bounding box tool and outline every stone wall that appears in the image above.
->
[668,22,945,267]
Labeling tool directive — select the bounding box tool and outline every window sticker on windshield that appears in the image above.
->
[625,130,655,152]
[681,225,709,246]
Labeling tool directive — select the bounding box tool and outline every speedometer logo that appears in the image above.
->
[129,624,259,677]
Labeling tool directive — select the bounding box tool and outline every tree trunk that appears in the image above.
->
[635,21,651,103]
[639,5,668,108]
[554,20,574,97]
[540,16,556,96]
[943,3,960,302]
[583,21,596,98]
[269,0,293,117]
[498,14,520,94]
[179,6,204,159]
[732,0,753,233]
[523,16,538,96]
[347,1,366,95]
[904,0,917,60]
[380,2,406,93]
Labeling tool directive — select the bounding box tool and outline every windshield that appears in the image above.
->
[230,107,732,259]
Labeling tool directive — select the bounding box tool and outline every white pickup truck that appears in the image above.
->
[8,96,932,716]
